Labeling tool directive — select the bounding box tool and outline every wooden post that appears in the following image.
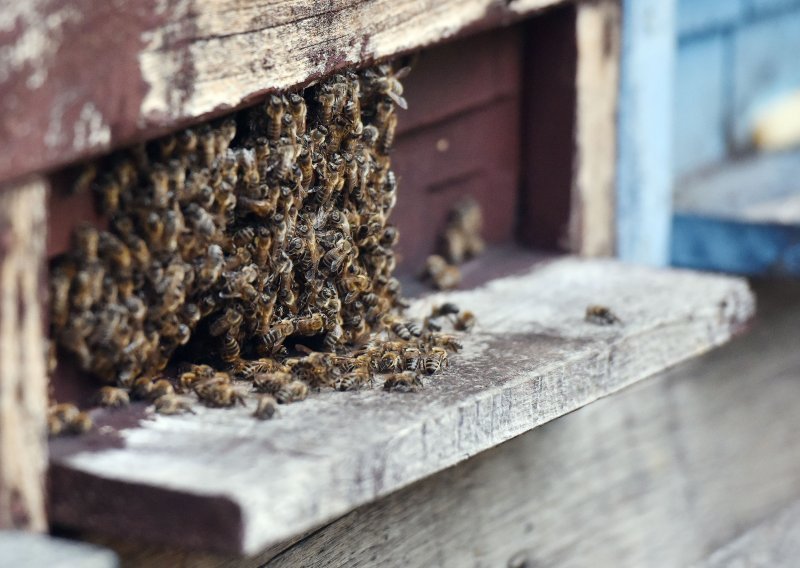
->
[0,178,48,531]
[572,0,621,256]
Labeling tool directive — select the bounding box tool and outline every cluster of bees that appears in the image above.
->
[48,62,474,430]
[422,198,485,290]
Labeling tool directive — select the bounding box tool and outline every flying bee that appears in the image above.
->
[453,310,476,332]
[275,380,309,404]
[253,395,278,420]
[210,307,244,336]
[154,394,195,415]
[383,372,421,393]
[585,305,622,326]
[431,302,460,318]
[94,386,130,408]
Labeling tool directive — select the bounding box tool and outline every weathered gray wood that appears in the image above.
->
[266,280,800,568]
[0,178,49,531]
[572,0,620,256]
[698,501,800,568]
[0,531,118,568]
[0,0,566,184]
[48,257,753,555]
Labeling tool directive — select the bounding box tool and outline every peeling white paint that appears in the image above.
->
[72,102,111,152]
[0,2,82,89]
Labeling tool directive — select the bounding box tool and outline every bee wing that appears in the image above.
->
[394,66,412,80]
[387,91,408,110]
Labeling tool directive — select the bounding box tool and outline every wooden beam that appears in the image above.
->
[0,0,568,186]
[572,0,620,256]
[48,256,753,555]
[615,0,676,265]
[265,280,800,567]
[0,177,49,531]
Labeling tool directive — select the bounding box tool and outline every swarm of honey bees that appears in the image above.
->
[48,62,475,431]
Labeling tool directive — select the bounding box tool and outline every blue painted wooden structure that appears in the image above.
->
[618,0,800,274]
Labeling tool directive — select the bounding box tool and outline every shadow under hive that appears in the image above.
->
[48,62,466,420]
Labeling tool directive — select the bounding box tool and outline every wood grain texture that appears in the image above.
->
[698,501,800,568]
[267,279,800,568]
[0,178,49,531]
[572,0,620,256]
[0,0,567,185]
[48,257,753,555]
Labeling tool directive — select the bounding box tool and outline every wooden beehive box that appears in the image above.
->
[0,1,758,564]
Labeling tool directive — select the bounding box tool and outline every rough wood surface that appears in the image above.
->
[265,279,800,568]
[0,178,49,531]
[0,531,118,568]
[0,0,566,185]
[48,257,753,555]
[572,0,620,256]
[698,501,800,568]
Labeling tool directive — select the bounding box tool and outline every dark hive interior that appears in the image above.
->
[47,62,470,427]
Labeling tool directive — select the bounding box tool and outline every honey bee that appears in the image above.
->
[453,310,476,332]
[388,318,412,341]
[253,371,292,393]
[259,319,295,354]
[379,351,403,373]
[253,395,278,420]
[293,313,324,336]
[585,305,621,326]
[266,95,285,140]
[423,347,448,375]
[210,307,244,336]
[131,377,155,400]
[154,394,196,415]
[335,370,369,391]
[48,403,92,436]
[220,332,241,363]
[198,382,247,408]
[275,380,309,404]
[383,372,421,393]
[442,331,467,351]
[422,255,461,290]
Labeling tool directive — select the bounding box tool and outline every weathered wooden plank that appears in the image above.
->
[698,501,800,568]
[0,178,49,531]
[0,0,566,185]
[572,0,619,256]
[0,531,118,568]
[266,280,800,568]
[48,257,753,555]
